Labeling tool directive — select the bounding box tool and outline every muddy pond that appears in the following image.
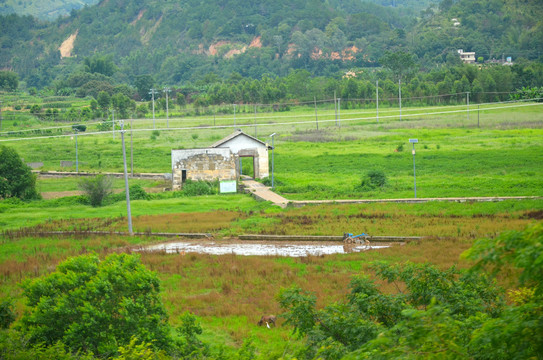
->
[140,240,390,257]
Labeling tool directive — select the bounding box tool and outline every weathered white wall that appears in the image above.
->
[171,148,237,190]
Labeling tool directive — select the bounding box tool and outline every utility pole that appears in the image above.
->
[254,104,257,137]
[409,139,418,198]
[334,90,338,126]
[466,91,470,121]
[130,118,134,176]
[74,129,79,173]
[270,133,276,189]
[399,79,402,121]
[314,96,319,130]
[337,98,341,128]
[112,110,115,140]
[233,104,236,128]
[120,121,133,235]
[376,80,379,123]
[149,89,158,129]
[164,87,171,129]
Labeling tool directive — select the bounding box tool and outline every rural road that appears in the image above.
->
[239,179,541,207]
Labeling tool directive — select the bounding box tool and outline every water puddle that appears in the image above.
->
[140,240,389,257]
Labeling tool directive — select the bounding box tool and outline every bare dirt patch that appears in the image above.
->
[59,30,78,58]
[130,9,146,25]
[41,187,164,200]
[249,36,262,48]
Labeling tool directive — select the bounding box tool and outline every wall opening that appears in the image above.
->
[181,170,187,182]
[240,156,255,178]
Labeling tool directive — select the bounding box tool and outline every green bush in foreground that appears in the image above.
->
[20,253,173,357]
[0,300,15,329]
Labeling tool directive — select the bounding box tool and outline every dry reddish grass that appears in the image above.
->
[129,211,242,233]
[136,235,476,326]
[255,207,536,239]
[2,203,535,337]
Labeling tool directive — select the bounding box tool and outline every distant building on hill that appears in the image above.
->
[457,49,476,64]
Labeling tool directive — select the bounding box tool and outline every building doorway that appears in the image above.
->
[240,156,255,179]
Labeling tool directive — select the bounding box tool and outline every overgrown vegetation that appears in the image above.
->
[279,223,543,359]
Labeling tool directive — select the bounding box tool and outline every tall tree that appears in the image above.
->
[134,74,154,101]
[379,50,418,81]
[0,70,18,91]
[0,146,39,200]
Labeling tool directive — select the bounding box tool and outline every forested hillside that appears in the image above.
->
[0,0,98,20]
[0,0,542,98]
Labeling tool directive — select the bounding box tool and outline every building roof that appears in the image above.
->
[210,129,273,149]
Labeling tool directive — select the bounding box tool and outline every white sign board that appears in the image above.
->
[220,180,237,193]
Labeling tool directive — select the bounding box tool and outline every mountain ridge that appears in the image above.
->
[0,0,541,90]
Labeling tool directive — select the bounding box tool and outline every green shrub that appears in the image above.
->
[78,175,113,207]
[128,184,149,200]
[72,124,87,132]
[360,170,387,190]
[182,180,217,196]
[97,120,112,131]
[395,143,404,152]
[111,184,149,202]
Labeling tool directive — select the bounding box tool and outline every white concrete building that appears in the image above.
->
[458,49,476,64]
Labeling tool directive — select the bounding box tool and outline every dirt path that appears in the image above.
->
[240,179,289,208]
[41,187,165,200]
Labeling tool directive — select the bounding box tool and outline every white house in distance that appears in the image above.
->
[171,130,272,190]
[458,49,476,64]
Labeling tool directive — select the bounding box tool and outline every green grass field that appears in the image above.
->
[2,101,542,200]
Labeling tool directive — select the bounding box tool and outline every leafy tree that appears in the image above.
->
[379,51,418,81]
[78,174,113,207]
[111,92,135,119]
[97,91,111,111]
[0,145,40,200]
[0,70,18,91]
[20,253,174,357]
[83,54,117,77]
[134,74,154,101]
[176,93,186,107]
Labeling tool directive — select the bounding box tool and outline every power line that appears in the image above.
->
[0,100,540,143]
